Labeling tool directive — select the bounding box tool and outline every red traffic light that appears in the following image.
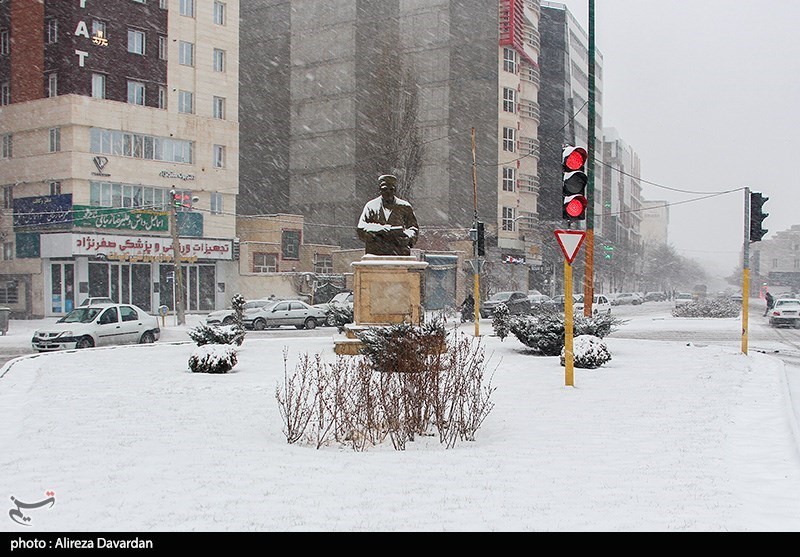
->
[563,146,588,171]
[564,195,587,219]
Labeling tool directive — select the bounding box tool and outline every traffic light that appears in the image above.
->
[171,190,190,210]
[562,145,588,220]
[476,221,485,256]
[749,191,769,242]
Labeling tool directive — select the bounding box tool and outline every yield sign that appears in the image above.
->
[554,230,586,264]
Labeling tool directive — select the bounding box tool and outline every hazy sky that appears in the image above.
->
[556,0,800,278]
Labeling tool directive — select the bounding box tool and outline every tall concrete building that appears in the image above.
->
[239,0,543,278]
[0,0,239,318]
[641,200,669,246]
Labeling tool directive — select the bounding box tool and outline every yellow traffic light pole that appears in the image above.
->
[564,258,575,387]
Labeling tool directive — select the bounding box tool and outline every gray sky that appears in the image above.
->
[557,0,800,279]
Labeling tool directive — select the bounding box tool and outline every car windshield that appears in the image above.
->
[58,307,102,323]
[490,292,513,301]
[775,300,800,308]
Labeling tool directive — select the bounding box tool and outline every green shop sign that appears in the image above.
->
[74,205,169,232]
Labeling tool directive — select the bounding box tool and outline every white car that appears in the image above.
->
[206,298,276,326]
[31,303,160,352]
[768,298,800,328]
[674,293,694,307]
[612,292,643,306]
[243,299,328,330]
[574,294,612,316]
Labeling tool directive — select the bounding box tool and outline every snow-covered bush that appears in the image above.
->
[188,323,245,347]
[560,335,612,369]
[672,298,739,318]
[357,318,447,373]
[497,311,626,356]
[329,304,354,332]
[491,303,511,341]
[189,344,238,374]
[230,293,246,325]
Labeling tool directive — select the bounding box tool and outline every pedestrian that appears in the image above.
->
[460,293,475,322]
[764,291,774,316]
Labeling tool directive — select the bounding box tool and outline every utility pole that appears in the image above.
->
[169,189,185,325]
[583,0,596,316]
[742,187,750,355]
[470,127,482,336]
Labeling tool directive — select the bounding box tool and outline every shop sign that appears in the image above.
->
[13,194,73,229]
[71,233,232,261]
[73,205,169,232]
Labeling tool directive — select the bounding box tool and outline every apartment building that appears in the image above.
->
[239,0,544,292]
[0,0,239,318]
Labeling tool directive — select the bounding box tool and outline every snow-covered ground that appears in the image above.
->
[1,309,799,532]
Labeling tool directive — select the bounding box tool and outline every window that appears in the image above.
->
[282,230,301,260]
[92,20,106,41]
[91,182,171,210]
[213,2,226,25]
[46,19,58,44]
[213,49,225,72]
[160,0,168,9]
[1,81,10,106]
[314,254,333,275]
[158,86,166,109]
[180,0,195,17]
[2,242,12,261]
[2,184,12,209]
[210,192,223,214]
[91,73,106,99]
[0,278,18,301]
[0,29,8,55]
[253,253,277,273]
[49,127,61,153]
[99,307,118,325]
[213,145,225,168]
[120,306,139,322]
[212,96,225,119]
[90,128,194,164]
[503,87,516,113]
[47,73,57,97]
[502,206,516,231]
[50,181,61,195]
[502,167,515,192]
[178,90,193,114]
[178,41,194,66]
[158,35,168,60]
[127,29,145,55]
[503,47,517,73]
[502,127,516,152]
[1,133,11,159]
[127,81,145,105]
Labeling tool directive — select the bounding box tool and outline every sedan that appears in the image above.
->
[480,291,531,318]
[768,298,800,328]
[206,298,275,326]
[32,303,160,352]
[243,300,328,330]
[574,294,612,316]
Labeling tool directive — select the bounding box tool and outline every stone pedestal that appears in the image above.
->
[334,255,428,355]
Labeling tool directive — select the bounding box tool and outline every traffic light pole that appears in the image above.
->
[741,187,750,355]
[169,193,186,326]
[583,0,596,317]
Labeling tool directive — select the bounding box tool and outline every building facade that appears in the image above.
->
[750,225,800,297]
[0,0,239,318]
[640,200,669,246]
[239,0,543,295]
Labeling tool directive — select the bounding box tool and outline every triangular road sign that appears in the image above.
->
[554,230,586,264]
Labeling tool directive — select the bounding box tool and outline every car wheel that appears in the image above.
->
[305,318,317,330]
[76,336,94,349]
[253,318,266,331]
[140,331,155,344]
[325,313,337,327]
[222,316,235,326]
[769,318,776,327]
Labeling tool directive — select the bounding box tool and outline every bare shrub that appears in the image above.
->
[274,330,495,451]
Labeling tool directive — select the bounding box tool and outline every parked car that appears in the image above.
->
[644,291,667,302]
[480,291,531,318]
[551,294,581,310]
[205,298,276,326]
[768,298,800,328]
[674,292,694,307]
[613,292,643,306]
[527,293,554,307]
[730,293,743,302]
[574,294,612,316]
[78,296,114,306]
[313,291,355,326]
[31,303,160,352]
[243,299,328,330]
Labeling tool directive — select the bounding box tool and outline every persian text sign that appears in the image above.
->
[73,206,169,232]
[71,233,232,261]
[13,194,73,229]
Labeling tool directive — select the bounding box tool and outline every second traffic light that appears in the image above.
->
[562,145,588,220]
[749,191,769,242]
